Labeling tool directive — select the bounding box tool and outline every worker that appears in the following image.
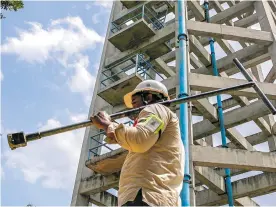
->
[90,80,185,206]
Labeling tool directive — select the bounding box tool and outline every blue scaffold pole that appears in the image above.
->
[177,0,190,206]
[203,1,234,206]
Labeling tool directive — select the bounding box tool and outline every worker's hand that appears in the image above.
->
[104,135,117,144]
[90,111,112,131]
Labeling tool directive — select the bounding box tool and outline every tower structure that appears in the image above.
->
[71,1,276,206]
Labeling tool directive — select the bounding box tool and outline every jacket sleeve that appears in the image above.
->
[106,107,167,153]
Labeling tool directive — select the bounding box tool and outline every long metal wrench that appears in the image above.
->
[233,58,276,115]
[7,81,255,150]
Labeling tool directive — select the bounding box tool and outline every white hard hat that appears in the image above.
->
[124,80,169,108]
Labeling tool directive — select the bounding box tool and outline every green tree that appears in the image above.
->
[1,0,24,19]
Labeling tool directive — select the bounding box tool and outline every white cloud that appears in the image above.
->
[1,16,104,65]
[67,55,96,105]
[3,115,85,190]
[68,55,94,93]
[1,16,103,104]
[70,113,87,123]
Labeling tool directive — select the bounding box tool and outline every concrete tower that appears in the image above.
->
[71,1,276,206]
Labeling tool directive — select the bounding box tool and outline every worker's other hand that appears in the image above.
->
[90,111,112,130]
[104,136,117,144]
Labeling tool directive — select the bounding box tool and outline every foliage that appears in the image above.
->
[1,0,24,19]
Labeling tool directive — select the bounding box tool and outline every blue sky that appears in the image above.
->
[1,1,276,206]
[1,1,112,205]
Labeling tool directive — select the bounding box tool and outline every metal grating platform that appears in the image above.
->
[109,19,156,52]
[121,0,143,9]
[85,148,127,175]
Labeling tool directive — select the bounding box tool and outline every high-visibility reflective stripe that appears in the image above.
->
[143,114,164,134]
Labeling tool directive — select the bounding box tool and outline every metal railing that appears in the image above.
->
[87,121,133,159]
[100,54,165,89]
[136,54,162,80]
[111,4,167,34]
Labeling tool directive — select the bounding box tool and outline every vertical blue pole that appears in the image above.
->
[203,1,234,206]
[177,0,190,206]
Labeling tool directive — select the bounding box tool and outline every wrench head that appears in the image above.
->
[7,132,27,150]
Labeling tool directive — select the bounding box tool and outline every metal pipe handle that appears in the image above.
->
[233,58,276,115]
[7,82,254,150]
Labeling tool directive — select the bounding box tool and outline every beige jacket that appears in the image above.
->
[107,103,185,206]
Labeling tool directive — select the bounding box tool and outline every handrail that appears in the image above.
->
[110,4,165,34]
[100,54,165,89]
[87,121,133,158]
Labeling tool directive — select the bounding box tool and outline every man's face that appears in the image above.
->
[131,94,144,108]
[131,93,154,108]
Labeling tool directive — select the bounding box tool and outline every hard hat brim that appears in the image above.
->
[124,90,136,108]
[124,88,170,108]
